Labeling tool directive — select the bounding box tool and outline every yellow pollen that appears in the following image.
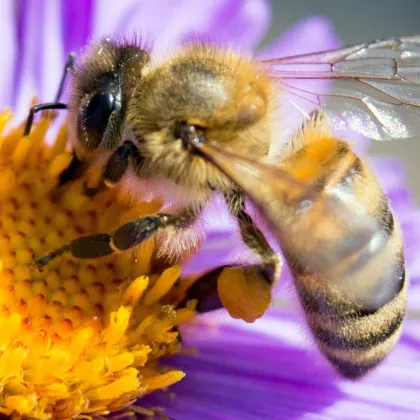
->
[0,111,196,419]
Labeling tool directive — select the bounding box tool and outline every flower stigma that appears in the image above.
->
[0,110,197,419]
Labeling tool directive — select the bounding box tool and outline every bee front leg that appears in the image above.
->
[83,140,142,196]
[58,140,141,192]
[57,152,87,186]
[35,212,195,268]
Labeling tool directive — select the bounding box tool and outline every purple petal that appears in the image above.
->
[408,284,420,312]
[61,0,94,56]
[258,15,340,59]
[13,0,40,115]
[142,309,420,419]
[92,0,270,55]
[91,0,176,39]
[14,0,64,118]
[38,2,64,103]
[373,157,409,195]
[0,0,16,109]
[179,0,271,52]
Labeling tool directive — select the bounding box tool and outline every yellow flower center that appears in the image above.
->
[0,110,196,419]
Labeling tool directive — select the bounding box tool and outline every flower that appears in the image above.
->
[1,0,420,419]
[0,112,198,418]
[144,308,420,420]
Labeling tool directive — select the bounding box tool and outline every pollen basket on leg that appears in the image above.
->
[0,112,194,419]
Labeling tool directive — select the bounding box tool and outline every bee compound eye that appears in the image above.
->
[80,91,120,151]
[85,92,116,135]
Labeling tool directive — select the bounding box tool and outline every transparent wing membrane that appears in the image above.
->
[263,36,420,140]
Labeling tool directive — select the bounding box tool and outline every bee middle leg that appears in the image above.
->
[36,140,192,268]
[35,211,196,268]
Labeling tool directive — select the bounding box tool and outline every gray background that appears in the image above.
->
[261,0,420,201]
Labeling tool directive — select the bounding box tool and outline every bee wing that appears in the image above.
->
[261,36,420,140]
[195,141,384,286]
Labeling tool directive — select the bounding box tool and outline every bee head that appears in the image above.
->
[68,37,150,162]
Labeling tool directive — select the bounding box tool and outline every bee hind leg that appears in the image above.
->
[179,263,278,323]
[225,190,282,284]
[218,190,282,322]
[178,267,224,313]
[178,190,281,323]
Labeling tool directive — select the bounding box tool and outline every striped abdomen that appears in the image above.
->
[283,134,406,379]
[189,113,407,378]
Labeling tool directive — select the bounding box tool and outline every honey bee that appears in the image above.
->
[26,35,420,379]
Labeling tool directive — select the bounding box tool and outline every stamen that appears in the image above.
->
[0,111,195,418]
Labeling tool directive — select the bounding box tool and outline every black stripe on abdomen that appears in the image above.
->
[325,355,382,379]
[296,251,405,318]
[311,310,404,350]
[376,193,395,235]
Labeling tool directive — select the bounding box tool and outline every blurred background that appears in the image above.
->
[262,0,420,201]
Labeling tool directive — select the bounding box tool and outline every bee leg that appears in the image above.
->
[179,192,281,322]
[225,190,281,284]
[57,153,86,186]
[35,212,195,267]
[179,264,276,322]
[178,267,224,313]
[24,53,75,136]
[55,54,89,188]
[83,140,142,197]
[194,190,280,322]
[83,181,107,198]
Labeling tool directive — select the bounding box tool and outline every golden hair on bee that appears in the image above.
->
[286,114,406,378]
[196,111,406,378]
[27,34,420,379]
[127,42,280,193]
[32,37,283,326]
